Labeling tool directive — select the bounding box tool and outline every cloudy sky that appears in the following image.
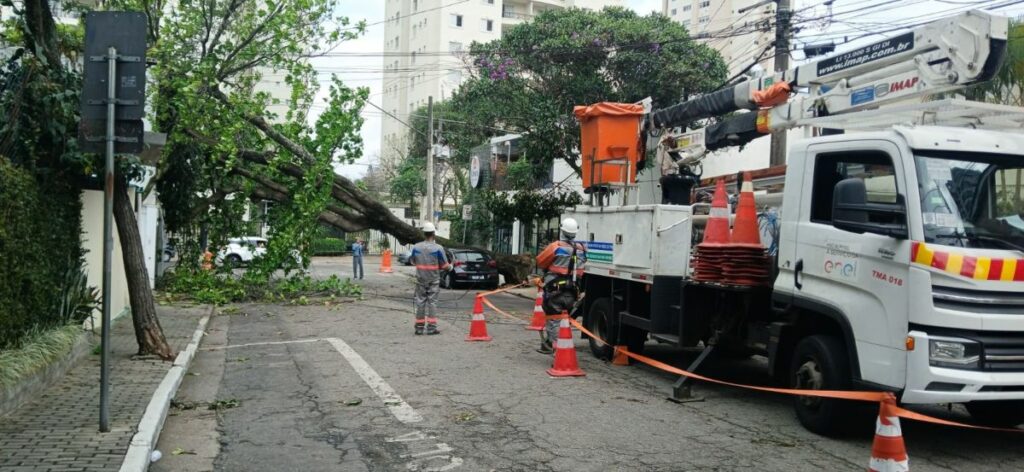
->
[315,0,1021,179]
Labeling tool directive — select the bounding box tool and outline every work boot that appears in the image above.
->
[415,323,425,335]
[426,324,440,335]
[537,341,554,354]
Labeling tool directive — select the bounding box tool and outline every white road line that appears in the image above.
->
[325,338,425,424]
[206,337,425,424]
[202,338,323,351]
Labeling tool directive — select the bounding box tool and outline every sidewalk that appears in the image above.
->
[0,305,209,472]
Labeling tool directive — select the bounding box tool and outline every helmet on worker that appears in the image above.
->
[560,217,578,240]
[422,221,437,237]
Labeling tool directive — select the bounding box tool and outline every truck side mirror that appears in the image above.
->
[832,178,909,239]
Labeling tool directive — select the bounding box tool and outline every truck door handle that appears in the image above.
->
[794,259,803,290]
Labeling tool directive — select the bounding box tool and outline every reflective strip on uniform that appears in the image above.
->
[415,265,442,270]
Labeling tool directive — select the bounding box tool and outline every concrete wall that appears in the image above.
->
[81,190,132,327]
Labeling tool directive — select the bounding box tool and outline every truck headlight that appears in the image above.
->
[928,338,981,369]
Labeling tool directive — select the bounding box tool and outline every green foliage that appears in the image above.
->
[312,237,348,256]
[160,269,361,305]
[0,325,84,389]
[55,264,101,325]
[0,157,84,349]
[482,190,584,224]
[389,156,426,205]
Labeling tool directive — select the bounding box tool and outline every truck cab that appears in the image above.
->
[775,126,1024,428]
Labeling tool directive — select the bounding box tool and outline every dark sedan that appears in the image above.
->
[441,249,499,289]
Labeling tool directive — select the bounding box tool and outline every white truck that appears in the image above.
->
[568,10,1024,435]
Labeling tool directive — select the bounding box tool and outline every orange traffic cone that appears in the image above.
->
[701,179,731,246]
[465,295,492,342]
[868,393,909,472]
[547,314,585,377]
[611,346,630,366]
[526,289,545,331]
[380,249,393,273]
[731,172,763,248]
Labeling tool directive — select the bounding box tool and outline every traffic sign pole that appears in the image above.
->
[99,46,117,434]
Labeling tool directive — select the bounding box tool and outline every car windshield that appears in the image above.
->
[915,151,1024,251]
[455,252,487,262]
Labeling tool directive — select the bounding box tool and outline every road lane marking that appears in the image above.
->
[324,338,425,424]
[208,337,424,423]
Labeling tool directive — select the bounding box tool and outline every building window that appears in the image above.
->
[451,14,463,27]
[481,19,494,32]
[671,8,677,15]
[683,5,691,11]
[449,41,463,55]
[411,51,416,64]
[682,19,691,26]
[699,1,710,8]
[699,16,709,23]
[413,0,418,11]
[482,0,495,4]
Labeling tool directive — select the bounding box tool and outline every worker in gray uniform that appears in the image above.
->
[410,222,450,335]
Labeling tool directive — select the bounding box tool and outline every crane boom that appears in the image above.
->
[651,9,1008,154]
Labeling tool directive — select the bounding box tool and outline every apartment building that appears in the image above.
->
[663,0,775,77]
[380,0,624,168]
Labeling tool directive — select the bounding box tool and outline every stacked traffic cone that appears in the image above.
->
[690,179,731,282]
[526,288,545,331]
[868,393,909,472]
[465,295,492,342]
[720,172,771,286]
[380,249,393,273]
[547,314,585,377]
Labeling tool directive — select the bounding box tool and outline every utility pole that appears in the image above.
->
[426,96,435,223]
[769,0,791,167]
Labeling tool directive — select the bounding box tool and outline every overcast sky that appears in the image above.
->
[317,0,1021,179]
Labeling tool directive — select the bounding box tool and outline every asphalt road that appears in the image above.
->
[154,257,1024,471]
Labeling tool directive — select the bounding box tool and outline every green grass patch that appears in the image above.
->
[0,324,86,389]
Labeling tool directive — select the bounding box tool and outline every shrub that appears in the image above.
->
[0,157,83,349]
[311,237,348,256]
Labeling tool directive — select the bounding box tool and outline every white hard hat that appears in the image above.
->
[422,222,437,233]
[560,217,579,235]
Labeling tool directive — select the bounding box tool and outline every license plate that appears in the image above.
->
[472,276,484,280]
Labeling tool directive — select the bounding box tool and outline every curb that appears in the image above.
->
[119,308,213,472]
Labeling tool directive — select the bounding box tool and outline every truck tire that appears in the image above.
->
[790,335,856,436]
[586,297,646,360]
[965,400,1024,428]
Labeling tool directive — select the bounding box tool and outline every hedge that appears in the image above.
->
[311,237,349,256]
[0,157,84,349]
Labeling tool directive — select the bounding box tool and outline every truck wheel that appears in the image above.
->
[790,335,855,436]
[586,297,646,359]
[965,400,1024,428]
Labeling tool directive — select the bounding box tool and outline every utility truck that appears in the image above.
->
[568,10,1024,435]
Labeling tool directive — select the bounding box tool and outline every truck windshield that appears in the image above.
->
[915,152,1024,251]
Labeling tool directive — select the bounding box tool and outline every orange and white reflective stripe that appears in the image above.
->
[869,456,909,472]
[874,415,904,439]
[554,319,574,349]
[415,264,441,270]
[709,206,729,218]
[912,241,1024,281]
[425,317,438,323]
[471,313,485,321]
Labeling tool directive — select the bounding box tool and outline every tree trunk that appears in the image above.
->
[113,176,175,360]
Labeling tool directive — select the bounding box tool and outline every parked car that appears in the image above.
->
[398,251,413,266]
[215,237,267,267]
[440,249,499,289]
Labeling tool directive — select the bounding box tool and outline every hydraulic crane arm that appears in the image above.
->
[650,9,1008,153]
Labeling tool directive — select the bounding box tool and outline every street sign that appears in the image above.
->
[462,204,473,220]
[81,12,147,121]
[79,119,143,154]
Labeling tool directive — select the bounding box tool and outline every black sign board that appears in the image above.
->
[81,12,147,121]
[79,119,144,154]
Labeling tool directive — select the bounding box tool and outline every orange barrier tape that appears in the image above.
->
[480,297,529,322]
[477,282,529,298]
[567,318,1024,433]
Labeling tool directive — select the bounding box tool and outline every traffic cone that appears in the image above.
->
[380,249,393,273]
[701,179,731,246]
[547,314,585,377]
[611,346,630,366]
[465,295,492,342]
[731,172,763,248]
[526,289,545,331]
[868,393,909,472]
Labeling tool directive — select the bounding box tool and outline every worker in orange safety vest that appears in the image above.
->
[410,222,450,335]
[535,217,586,353]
